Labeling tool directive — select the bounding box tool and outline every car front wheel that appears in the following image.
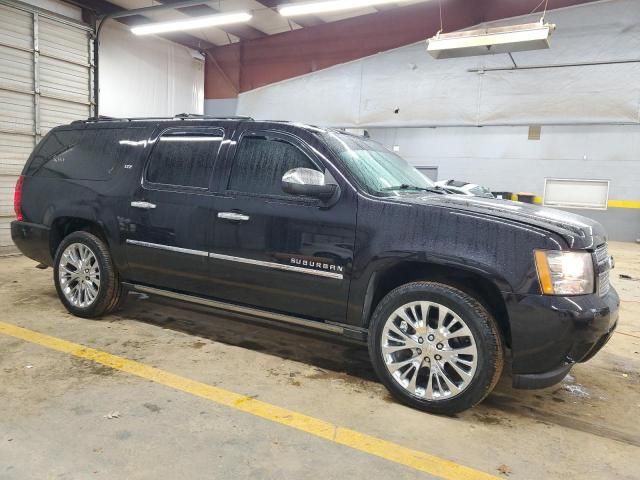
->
[368,281,504,414]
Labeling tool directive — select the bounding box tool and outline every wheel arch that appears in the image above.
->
[49,216,110,259]
[362,260,512,347]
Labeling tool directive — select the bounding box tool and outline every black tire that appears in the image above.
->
[53,231,121,318]
[368,281,504,414]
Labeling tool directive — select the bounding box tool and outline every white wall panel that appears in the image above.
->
[100,22,204,117]
[39,16,90,65]
[0,90,34,134]
[39,96,90,134]
[238,0,640,128]
[0,133,33,175]
[477,63,640,125]
[39,55,91,102]
[0,3,32,50]
[0,174,19,216]
[238,61,362,125]
[0,45,33,91]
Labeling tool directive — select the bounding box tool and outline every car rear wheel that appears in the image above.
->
[368,281,503,414]
[53,231,122,318]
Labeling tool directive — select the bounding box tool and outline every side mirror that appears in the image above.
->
[282,168,338,201]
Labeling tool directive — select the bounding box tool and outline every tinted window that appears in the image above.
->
[324,132,433,196]
[228,135,317,196]
[27,129,80,176]
[36,128,136,181]
[146,130,223,188]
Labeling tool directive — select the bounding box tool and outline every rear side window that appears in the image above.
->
[33,128,137,181]
[146,130,224,188]
[26,129,81,176]
[227,135,318,196]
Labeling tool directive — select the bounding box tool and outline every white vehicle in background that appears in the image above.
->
[435,180,495,198]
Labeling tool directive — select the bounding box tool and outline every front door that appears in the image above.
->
[125,126,226,295]
[207,129,357,324]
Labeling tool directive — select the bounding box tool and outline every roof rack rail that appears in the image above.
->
[173,113,254,121]
[79,114,255,123]
[77,115,119,123]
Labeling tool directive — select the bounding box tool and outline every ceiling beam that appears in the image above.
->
[157,0,267,41]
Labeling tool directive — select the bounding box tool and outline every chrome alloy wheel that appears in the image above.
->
[58,242,101,308]
[381,301,478,400]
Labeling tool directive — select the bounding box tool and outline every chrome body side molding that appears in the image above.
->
[126,239,208,257]
[209,252,343,280]
[124,283,345,334]
[125,239,344,280]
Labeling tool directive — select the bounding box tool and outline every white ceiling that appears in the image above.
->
[108,0,431,46]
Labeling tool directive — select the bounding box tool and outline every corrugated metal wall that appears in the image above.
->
[0,0,93,255]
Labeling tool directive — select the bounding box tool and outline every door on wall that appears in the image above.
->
[417,166,438,181]
[0,0,93,255]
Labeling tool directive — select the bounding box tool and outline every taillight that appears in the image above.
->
[14,175,24,221]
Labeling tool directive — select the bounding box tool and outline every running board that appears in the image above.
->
[123,283,366,339]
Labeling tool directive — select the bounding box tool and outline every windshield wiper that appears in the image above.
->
[381,184,448,194]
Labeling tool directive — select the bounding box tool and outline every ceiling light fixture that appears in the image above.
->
[278,0,412,17]
[131,11,252,35]
[427,21,557,59]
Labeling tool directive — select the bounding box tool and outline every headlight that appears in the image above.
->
[534,250,594,295]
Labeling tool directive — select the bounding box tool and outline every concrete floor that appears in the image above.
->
[0,241,639,479]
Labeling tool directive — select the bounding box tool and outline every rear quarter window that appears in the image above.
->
[33,128,142,181]
[25,129,81,176]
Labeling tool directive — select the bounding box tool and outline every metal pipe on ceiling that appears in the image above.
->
[467,58,640,73]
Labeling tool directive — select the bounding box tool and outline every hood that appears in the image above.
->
[387,193,607,249]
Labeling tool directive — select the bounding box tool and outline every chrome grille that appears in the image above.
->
[595,244,609,264]
[595,243,610,296]
[599,270,610,296]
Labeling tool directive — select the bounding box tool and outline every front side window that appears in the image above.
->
[228,135,318,196]
[146,130,223,188]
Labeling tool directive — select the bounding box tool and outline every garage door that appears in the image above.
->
[0,0,93,255]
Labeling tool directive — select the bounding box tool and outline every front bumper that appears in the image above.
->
[505,287,619,389]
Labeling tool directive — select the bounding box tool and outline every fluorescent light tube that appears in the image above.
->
[279,0,411,16]
[131,11,252,35]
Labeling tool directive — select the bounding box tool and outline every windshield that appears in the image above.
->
[324,132,435,196]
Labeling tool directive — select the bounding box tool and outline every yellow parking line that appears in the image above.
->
[0,320,498,480]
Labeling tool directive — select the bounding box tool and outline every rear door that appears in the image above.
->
[125,126,226,295]
[206,127,358,324]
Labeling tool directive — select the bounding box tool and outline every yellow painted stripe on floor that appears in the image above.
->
[0,320,498,480]
[608,199,640,209]
[514,197,640,209]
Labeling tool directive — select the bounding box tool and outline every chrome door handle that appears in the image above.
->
[218,212,250,221]
[131,201,156,209]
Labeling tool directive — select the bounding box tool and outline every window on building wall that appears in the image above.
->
[543,178,610,210]
[417,166,438,181]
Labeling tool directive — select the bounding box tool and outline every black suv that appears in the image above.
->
[11,116,619,414]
